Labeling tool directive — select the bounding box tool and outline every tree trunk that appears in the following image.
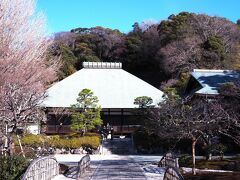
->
[17,135,25,158]
[192,139,197,175]
[220,152,224,160]
[3,136,8,156]
[207,153,212,160]
[206,138,212,161]
[8,136,15,156]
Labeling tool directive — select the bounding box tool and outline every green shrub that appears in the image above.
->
[80,136,100,149]
[179,154,192,167]
[206,144,227,159]
[17,134,100,150]
[133,129,186,153]
[61,132,100,138]
[133,130,152,152]
[47,135,62,148]
[84,132,100,137]
[15,134,46,148]
[0,155,29,180]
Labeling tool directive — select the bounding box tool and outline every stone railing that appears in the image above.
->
[163,166,184,180]
[159,152,184,180]
[77,154,90,179]
[159,152,179,168]
[22,156,59,180]
[63,154,91,179]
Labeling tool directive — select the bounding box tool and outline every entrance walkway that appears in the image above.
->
[90,155,146,180]
[53,138,164,179]
[53,154,164,180]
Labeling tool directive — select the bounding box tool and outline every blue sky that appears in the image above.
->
[37,0,240,34]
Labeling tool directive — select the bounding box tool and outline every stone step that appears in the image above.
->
[101,138,135,155]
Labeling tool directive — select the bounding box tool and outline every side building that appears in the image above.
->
[42,62,164,135]
[185,69,240,97]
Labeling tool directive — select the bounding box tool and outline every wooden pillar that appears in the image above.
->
[108,108,110,125]
[120,108,124,134]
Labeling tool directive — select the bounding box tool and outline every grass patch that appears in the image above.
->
[179,154,240,171]
[183,172,240,180]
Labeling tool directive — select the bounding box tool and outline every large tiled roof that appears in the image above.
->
[191,69,240,95]
[43,62,164,108]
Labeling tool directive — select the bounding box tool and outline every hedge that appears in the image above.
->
[15,133,100,150]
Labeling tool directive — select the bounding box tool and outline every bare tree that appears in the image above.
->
[139,19,158,32]
[217,81,240,145]
[158,13,240,77]
[148,96,231,175]
[0,0,58,155]
[191,14,240,53]
[159,36,202,76]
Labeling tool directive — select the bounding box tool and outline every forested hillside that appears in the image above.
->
[49,12,240,90]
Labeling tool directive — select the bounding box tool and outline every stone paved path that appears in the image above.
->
[90,156,146,180]
[53,154,164,180]
[53,136,165,180]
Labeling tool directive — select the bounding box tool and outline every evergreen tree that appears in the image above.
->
[71,89,102,135]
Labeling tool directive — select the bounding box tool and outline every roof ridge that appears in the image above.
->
[193,69,233,73]
[82,61,122,69]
